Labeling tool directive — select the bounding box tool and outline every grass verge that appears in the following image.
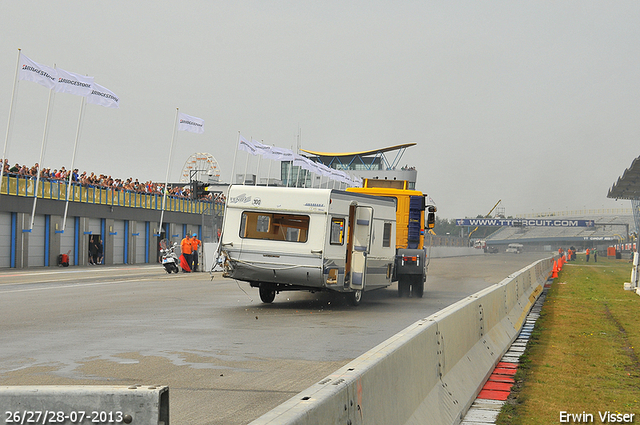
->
[496,255,640,425]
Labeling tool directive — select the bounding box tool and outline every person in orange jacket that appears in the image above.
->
[180,234,193,272]
[190,233,202,271]
[586,248,590,262]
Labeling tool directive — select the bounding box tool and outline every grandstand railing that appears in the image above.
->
[0,175,220,215]
[516,208,632,218]
[426,234,467,247]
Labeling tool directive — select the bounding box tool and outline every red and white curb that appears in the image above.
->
[460,281,550,424]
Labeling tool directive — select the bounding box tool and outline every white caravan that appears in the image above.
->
[220,186,397,305]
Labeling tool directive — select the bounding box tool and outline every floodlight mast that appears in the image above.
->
[468,199,502,239]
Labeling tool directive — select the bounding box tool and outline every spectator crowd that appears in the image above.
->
[1,158,225,203]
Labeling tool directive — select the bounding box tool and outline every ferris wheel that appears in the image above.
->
[179,153,221,183]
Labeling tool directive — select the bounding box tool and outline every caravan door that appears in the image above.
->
[347,205,373,291]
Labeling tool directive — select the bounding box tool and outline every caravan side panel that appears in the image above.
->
[325,191,397,291]
[222,186,330,288]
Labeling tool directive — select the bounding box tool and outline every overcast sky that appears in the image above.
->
[1,1,639,219]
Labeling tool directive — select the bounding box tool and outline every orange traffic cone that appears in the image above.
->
[557,256,563,271]
[551,260,558,278]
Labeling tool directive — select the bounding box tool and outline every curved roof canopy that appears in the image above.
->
[608,155,640,200]
[300,142,416,158]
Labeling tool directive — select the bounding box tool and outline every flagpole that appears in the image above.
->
[0,49,21,203]
[242,137,251,185]
[158,108,179,236]
[295,158,301,188]
[213,132,240,271]
[255,141,261,186]
[229,131,240,187]
[30,86,55,230]
[61,96,86,232]
[253,156,262,186]
[266,145,273,187]
[255,155,261,186]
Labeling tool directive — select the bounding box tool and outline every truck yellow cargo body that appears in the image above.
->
[348,185,426,250]
[347,179,436,298]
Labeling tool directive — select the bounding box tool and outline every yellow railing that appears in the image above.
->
[0,175,217,214]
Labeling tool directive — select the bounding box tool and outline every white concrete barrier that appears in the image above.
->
[249,257,554,425]
[428,246,484,258]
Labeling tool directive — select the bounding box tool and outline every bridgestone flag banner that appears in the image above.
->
[55,67,94,96]
[235,133,361,187]
[238,135,259,155]
[269,146,295,162]
[456,218,595,227]
[86,83,120,108]
[178,112,204,134]
[18,53,56,90]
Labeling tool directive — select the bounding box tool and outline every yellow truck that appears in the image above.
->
[347,178,436,298]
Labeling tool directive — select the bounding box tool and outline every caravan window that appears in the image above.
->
[383,222,392,247]
[240,211,310,242]
[330,217,345,245]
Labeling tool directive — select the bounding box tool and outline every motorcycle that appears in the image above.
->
[160,239,180,273]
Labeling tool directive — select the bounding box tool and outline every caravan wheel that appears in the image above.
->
[259,283,276,303]
[347,289,362,306]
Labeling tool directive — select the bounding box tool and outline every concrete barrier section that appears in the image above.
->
[253,319,440,425]
[249,257,554,425]
[428,247,484,258]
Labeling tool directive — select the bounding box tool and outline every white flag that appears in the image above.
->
[251,139,273,157]
[85,83,120,108]
[330,169,344,182]
[294,155,321,174]
[316,162,334,178]
[293,155,308,170]
[238,135,258,155]
[55,67,94,96]
[18,53,57,90]
[269,146,295,162]
[178,112,204,134]
[260,146,280,161]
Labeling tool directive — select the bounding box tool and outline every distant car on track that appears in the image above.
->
[505,243,523,254]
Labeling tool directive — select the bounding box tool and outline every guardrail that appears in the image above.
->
[249,256,554,425]
[1,174,218,215]
[516,208,632,218]
[0,385,169,425]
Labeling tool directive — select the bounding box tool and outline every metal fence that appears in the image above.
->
[1,175,220,215]
[426,233,467,247]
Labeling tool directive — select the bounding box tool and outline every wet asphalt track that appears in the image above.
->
[0,252,550,424]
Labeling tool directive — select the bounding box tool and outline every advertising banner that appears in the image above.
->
[456,218,595,227]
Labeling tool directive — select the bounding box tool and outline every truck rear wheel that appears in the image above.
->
[411,275,424,298]
[259,283,276,303]
[398,279,410,298]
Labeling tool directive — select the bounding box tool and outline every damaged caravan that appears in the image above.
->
[220,186,397,305]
